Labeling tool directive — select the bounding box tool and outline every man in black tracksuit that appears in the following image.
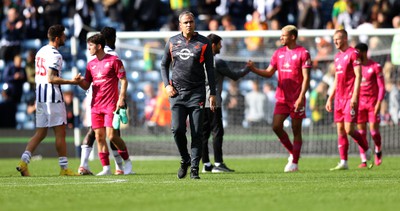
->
[161,11,216,179]
[202,33,250,173]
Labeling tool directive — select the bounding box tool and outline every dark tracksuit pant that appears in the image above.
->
[202,107,224,164]
[170,86,205,168]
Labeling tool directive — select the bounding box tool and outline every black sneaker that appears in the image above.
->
[202,164,214,173]
[212,163,235,173]
[177,160,191,179]
[190,167,200,179]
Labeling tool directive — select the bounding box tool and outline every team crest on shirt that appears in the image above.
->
[344,55,349,60]
[105,62,110,68]
[292,54,297,60]
[368,68,373,73]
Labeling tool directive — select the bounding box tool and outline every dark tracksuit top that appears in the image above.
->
[161,32,216,97]
[160,32,216,167]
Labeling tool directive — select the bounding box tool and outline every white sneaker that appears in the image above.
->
[284,163,298,172]
[283,154,295,172]
[330,162,349,171]
[124,159,135,175]
[96,169,112,176]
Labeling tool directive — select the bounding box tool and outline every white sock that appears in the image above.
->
[340,160,347,165]
[215,162,221,167]
[21,151,32,164]
[112,150,124,171]
[204,162,211,167]
[80,145,92,169]
[59,157,68,170]
[103,165,111,172]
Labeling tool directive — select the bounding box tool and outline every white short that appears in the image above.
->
[35,102,67,128]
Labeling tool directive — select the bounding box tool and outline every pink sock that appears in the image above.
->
[118,149,130,160]
[99,152,110,166]
[292,140,302,164]
[338,134,349,160]
[358,130,367,161]
[371,130,382,152]
[278,132,293,155]
[350,130,369,151]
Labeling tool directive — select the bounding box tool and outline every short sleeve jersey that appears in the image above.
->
[35,45,64,103]
[270,45,311,103]
[334,47,361,100]
[360,59,384,100]
[85,54,126,109]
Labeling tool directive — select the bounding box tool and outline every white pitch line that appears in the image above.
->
[1,178,128,187]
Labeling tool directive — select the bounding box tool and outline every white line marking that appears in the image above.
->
[0,178,128,187]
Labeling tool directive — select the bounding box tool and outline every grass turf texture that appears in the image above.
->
[0,157,399,211]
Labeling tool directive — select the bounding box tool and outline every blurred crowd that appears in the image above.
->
[1,0,400,130]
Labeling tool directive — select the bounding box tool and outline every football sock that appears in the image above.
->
[21,151,32,164]
[357,130,367,162]
[338,134,349,160]
[59,157,68,170]
[103,165,111,172]
[118,149,130,160]
[292,140,302,164]
[80,145,92,168]
[112,150,124,171]
[350,130,369,151]
[358,145,367,162]
[371,130,382,152]
[340,159,347,165]
[278,132,293,155]
[99,152,110,166]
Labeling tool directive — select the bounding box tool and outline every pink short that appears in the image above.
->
[274,101,306,119]
[334,98,357,123]
[357,97,380,123]
[91,106,116,129]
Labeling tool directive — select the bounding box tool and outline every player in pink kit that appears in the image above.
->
[247,25,311,172]
[77,34,132,176]
[354,43,385,167]
[326,29,372,171]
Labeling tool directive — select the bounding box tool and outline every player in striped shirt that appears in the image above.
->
[354,43,385,167]
[16,25,81,176]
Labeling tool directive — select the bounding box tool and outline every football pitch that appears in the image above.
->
[0,156,399,211]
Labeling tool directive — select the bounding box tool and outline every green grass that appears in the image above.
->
[0,156,399,211]
[0,133,338,143]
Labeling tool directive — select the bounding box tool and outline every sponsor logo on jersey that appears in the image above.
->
[177,49,194,60]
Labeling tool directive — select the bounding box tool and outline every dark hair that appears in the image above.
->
[101,27,116,49]
[355,43,368,52]
[207,33,222,45]
[87,34,105,49]
[47,25,65,41]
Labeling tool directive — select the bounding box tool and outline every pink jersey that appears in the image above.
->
[334,47,361,100]
[85,54,126,109]
[270,45,311,103]
[359,59,385,101]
